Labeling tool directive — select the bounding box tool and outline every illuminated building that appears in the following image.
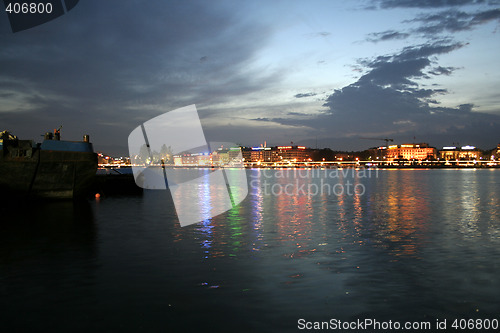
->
[250,147,265,162]
[241,145,313,163]
[209,146,243,166]
[173,155,183,166]
[367,146,387,160]
[241,148,252,163]
[242,146,279,163]
[97,153,131,166]
[385,143,437,161]
[212,148,229,165]
[440,146,482,160]
[276,146,312,162]
[178,152,211,166]
[241,147,265,163]
[228,147,242,161]
[97,152,111,165]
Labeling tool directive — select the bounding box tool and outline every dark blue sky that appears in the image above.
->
[1,0,499,154]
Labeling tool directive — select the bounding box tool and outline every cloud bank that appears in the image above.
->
[266,38,500,149]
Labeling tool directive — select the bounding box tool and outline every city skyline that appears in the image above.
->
[1,0,500,155]
[100,141,500,166]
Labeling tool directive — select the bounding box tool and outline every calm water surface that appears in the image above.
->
[1,169,500,332]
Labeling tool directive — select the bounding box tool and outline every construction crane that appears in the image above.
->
[360,137,394,146]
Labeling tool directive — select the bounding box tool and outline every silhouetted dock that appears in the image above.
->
[92,168,142,196]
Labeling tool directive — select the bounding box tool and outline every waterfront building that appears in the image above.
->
[242,146,275,163]
[250,147,265,162]
[177,152,211,166]
[262,147,278,162]
[241,146,280,163]
[210,147,243,166]
[241,147,267,163]
[173,155,183,166]
[366,147,387,161]
[385,143,437,161]
[228,147,242,161]
[440,146,482,161]
[97,152,111,165]
[276,145,312,162]
[241,147,252,163]
[212,148,230,166]
[241,145,313,164]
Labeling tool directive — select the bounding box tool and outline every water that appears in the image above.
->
[1,169,500,332]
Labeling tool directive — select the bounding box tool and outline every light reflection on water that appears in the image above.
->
[241,169,433,260]
[367,170,431,258]
[1,169,500,331]
[183,169,500,323]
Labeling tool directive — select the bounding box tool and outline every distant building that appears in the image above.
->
[212,148,230,165]
[385,143,437,161]
[276,146,312,162]
[173,155,183,166]
[241,147,265,163]
[97,153,130,165]
[171,147,243,166]
[367,147,387,161]
[97,153,110,165]
[242,146,277,163]
[250,147,266,162]
[176,152,211,166]
[228,147,243,163]
[440,145,482,160]
[241,147,251,163]
[211,147,243,166]
[241,145,314,164]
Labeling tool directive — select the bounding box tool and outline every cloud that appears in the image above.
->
[428,66,459,75]
[366,5,500,44]
[305,31,331,38]
[287,111,313,116]
[260,41,500,149]
[2,1,499,154]
[373,0,489,9]
[410,8,500,35]
[366,30,410,42]
[294,92,317,98]
[0,1,277,154]
[357,41,464,87]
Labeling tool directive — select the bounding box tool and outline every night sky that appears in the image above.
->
[1,0,500,155]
